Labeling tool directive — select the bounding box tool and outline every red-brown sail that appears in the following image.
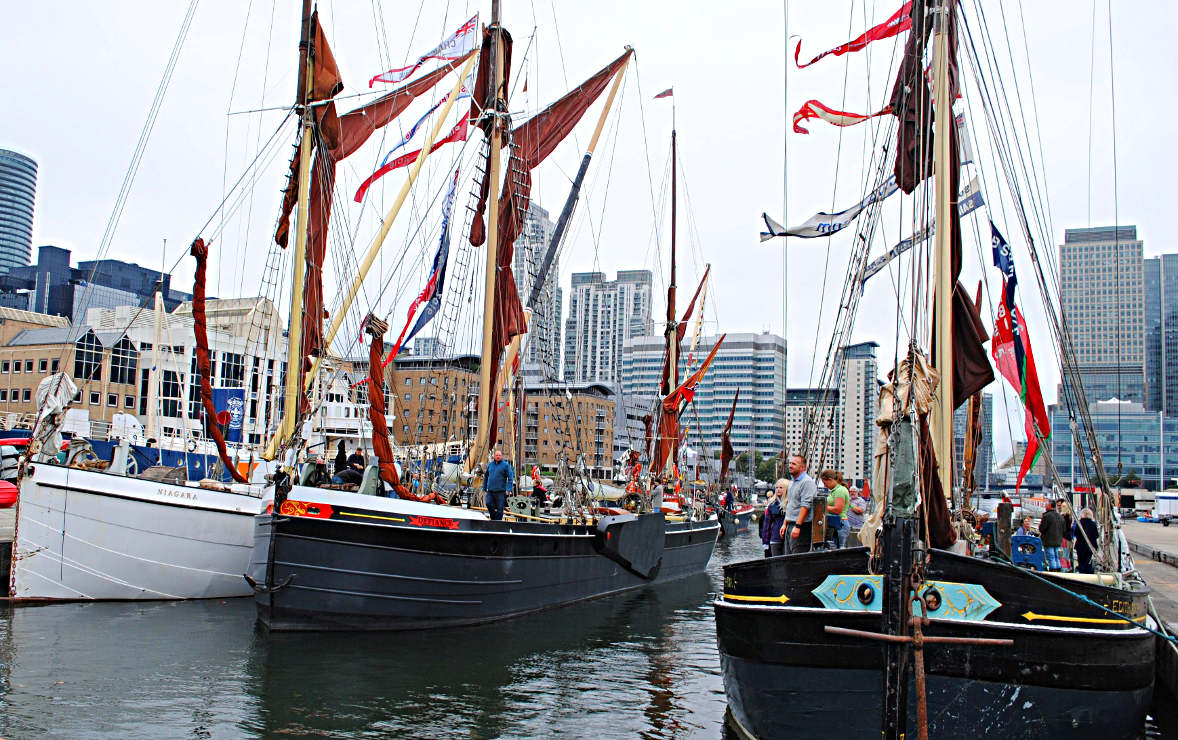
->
[271,14,474,409]
[719,389,740,484]
[189,238,249,484]
[473,49,633,448]
[362,315,424,500]
[651,335,726,477]
[660,266,709,393]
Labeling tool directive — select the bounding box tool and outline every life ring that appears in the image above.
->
[186,439,198,454]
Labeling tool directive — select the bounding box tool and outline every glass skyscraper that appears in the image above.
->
[0,148,37,275]
[1049,399,1177,490]
[1059,225,1145,406]
[1145,253,1178,415]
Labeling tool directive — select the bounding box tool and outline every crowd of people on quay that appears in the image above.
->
[757,456,1103,572]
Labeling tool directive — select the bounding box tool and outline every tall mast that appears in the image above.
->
[932,2,953,500]
[279,0,315,452]
[469,0,506,470]
[665,130,678,395]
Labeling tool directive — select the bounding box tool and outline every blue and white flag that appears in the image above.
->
[761,174,899,241]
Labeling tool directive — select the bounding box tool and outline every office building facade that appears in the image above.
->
[0,149,37,274]
[785,387,840,474]
[1145,253,1178,415]
[564,270,652,384]
[1059,226,1145,404]
[1049,399,1177,490]
[621,331,786,459]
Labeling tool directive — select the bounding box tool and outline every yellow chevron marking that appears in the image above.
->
[1021,610,1146,624]
[339,511,407,523]
[724,593,790,604]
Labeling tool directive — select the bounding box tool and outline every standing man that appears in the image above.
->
[484,448,514,521]
[1038,499,1065,572]
[781,454,816,554]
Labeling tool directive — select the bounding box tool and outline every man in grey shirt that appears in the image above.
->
[781,454,816,554]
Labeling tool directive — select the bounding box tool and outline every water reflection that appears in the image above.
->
[0,534,762,739]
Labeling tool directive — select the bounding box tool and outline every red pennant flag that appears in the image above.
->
[795,2,913,69]
[654,88,673,99]
[792,99,892,134]
[353,117,469,203]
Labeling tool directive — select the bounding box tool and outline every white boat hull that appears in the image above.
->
[10,464,264,601]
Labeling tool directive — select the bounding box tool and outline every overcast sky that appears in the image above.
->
[4,1,1175,463]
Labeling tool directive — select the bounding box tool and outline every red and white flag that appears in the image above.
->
[792,99,892,134]
[353,117,469,202]
[369,14,479,87]
[654,88,673,99]
[795,2,912,69]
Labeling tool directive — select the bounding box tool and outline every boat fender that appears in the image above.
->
[593,512,666,579]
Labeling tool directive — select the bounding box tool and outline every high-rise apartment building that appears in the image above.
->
[952,391,994,490]
[0,149,37,275]
[1145,253,1178,415]
[620,331,786,459]
[838,341,879,484]
[511,202,562,379]
[1059,226,1145,404]
[785,387,840,473]
[564,270,652,384]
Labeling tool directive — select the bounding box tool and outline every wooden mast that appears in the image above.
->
[668,130,679,394]
[467,0,506,472]
[932,1,954,502]
[279,0,315,454]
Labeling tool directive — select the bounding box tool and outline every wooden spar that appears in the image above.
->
[279,0,316,453]
[300,51,480,394]
[932,8,953,502]
[467,4,506,472]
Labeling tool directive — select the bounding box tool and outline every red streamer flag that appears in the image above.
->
[795,2,913,69]
[792,99,892,134]
[353,117,469,203]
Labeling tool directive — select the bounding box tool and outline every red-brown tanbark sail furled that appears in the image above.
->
[477,49,633,449]
[660,266,709,393]
[719,389,740,485]
[189,238,249,484]
[651,335,726,477]
[362,315,413,499]
[468,26,514,247]
[272,12,474,404]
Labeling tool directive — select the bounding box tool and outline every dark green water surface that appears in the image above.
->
[0,535,762,738]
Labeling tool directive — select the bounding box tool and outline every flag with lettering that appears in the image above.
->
[369,14,479,87]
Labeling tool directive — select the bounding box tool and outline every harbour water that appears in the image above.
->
[0,533,760,738]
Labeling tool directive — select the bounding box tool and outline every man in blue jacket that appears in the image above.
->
[484,448,514,521]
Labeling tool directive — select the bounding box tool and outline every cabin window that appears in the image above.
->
[74,333,103,381]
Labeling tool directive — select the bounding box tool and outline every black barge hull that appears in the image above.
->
[251,508,719,631]
[715,547,1154,738]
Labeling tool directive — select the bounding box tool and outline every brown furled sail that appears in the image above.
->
[363,315,441,503]
[189,238,249,484]
[272,13,474,404]
[472,49,633,449]
[719,389,740,485]
[660,266,710,393]
[651,335,726,476]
